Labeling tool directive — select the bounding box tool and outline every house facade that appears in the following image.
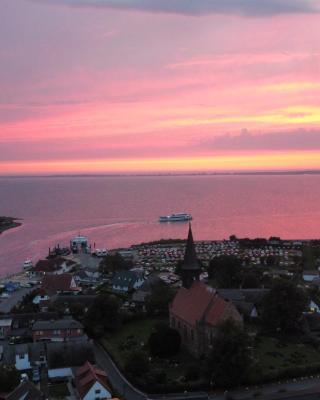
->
[32,319,84,342]
[0,318,12,339]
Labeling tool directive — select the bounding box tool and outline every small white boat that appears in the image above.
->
[159,213,192,222]
[23,260,33,270]
[94,249,108,257]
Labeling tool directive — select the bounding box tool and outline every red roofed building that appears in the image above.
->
[41,273,78,296]
[170,281,243,357]
[75,361,112,400]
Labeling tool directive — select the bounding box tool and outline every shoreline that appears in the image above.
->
[0,216,22,235]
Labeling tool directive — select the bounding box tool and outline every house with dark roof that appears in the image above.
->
[75,361,112,400]
[1,342,46,371]
[31,257,75,276]
[32,319,85,342]
[217,288,269,319]
[41,273,79,295]
[112,270,144,292]
[131,274,163,309]
[0,318,12,339]
[0,381,44,400]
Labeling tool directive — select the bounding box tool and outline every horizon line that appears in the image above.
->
[1,169,320,178]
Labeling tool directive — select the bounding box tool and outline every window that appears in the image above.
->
[19,354,25,359]
[171,317,175,327]
[183,325,187,339]
[95,389,101,394]
[209,332,213,345]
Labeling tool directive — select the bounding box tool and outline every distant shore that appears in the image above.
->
[0,216,22,234]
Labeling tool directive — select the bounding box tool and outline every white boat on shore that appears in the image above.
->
[159,213,192,222]
[23,260,33,270]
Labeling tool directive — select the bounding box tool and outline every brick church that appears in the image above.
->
[169,224,243,357]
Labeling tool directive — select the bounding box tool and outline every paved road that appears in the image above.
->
[210,379,320,400]
[94,342,148,400]
[0,287,34,313]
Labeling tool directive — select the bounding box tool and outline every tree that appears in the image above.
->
[207,320,252,388]
[209,255,242,288]
[242,273,260,289]
[99,253,132,274]
[69,302,86,320]
[148,323,181,358]
[125,351,149,377]
[0,365,20,392]
[261,280,309,333]
[11,289,40,314]
[145,282,175,317]
[84,294,120,338]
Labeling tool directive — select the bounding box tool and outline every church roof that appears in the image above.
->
[170,281,232,327]
[182,224,200,271]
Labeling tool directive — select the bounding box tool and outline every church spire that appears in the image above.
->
[183,223,199,270]
[181,223,200,288]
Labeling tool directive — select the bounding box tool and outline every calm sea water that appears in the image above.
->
[0,175,320,277]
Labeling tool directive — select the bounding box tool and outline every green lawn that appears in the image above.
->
[101,318,166,367]
[253,336,320,380]
[101,317,198,382]
[48,383,70,399]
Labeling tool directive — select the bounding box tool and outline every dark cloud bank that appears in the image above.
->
[206,129,320,151]
[31,0,319,16]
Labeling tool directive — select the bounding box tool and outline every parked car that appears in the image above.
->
[32,367,40,383]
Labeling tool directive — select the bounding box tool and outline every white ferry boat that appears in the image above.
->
[159,213,192,222]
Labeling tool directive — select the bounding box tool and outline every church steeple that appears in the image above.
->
[181,223,201,288]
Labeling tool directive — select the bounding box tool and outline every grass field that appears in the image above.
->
[253,336,320,380]
[101,317,166,367]
[48,383,70,399]
[101,317,197,382]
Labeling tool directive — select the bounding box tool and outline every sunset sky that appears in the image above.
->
[1,0,320,174]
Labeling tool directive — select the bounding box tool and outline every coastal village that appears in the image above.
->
[1,219,320,399]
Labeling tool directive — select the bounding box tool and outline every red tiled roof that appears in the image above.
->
[170,281,231,327]
[76,361,111,399]
[41,273,74,294]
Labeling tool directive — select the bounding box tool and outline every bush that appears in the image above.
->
[185,364,200,381]
[148,323,181,358]
[125,351,149,377]
[0,365,19,392]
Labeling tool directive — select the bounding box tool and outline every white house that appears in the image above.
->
[15,344,31,370]
[112,270,145,292]
[309,300,320,313]
[303,270,320,282]
[33,292,50,305]
[75,361,112,400]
